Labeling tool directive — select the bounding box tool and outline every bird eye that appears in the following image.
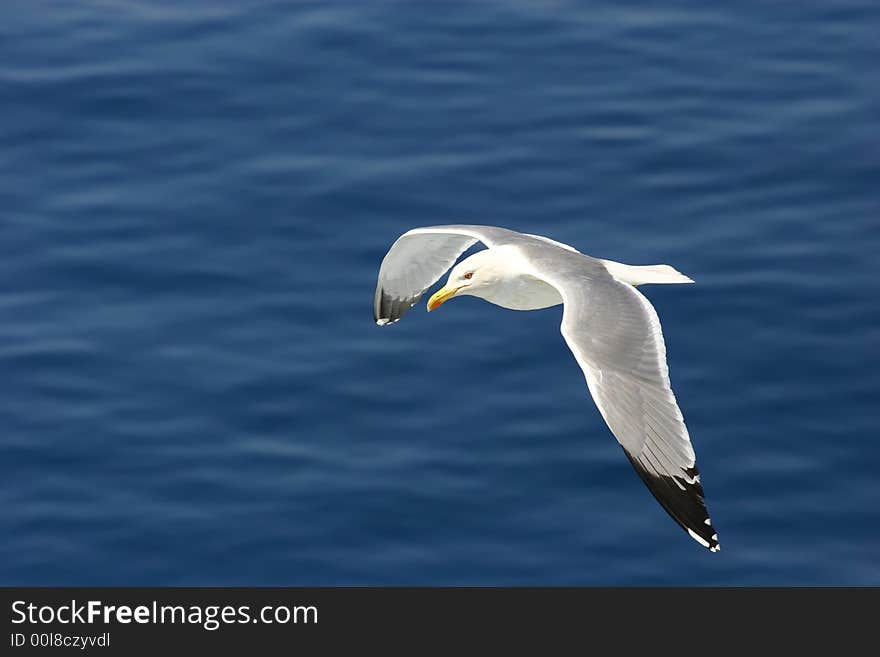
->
[463,271,474,280]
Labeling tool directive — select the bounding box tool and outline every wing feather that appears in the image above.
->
[526,252,719,552]
[373,225,515,325]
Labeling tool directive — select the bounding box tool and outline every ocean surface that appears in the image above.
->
[1,0,878,585]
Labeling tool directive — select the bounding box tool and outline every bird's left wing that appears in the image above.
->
[529,251,719,551]
[374,225,515,325]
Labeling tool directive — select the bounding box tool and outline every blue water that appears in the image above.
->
[1,1,878,586]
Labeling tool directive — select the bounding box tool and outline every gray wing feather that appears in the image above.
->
[373,225,517,325]
[524,249,719,551]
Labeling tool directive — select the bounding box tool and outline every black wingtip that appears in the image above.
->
[623,451,720,552]
[374,287,421,326]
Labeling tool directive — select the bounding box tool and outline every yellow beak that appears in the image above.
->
[427,285,461,312]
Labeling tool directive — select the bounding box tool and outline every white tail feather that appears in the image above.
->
[599,259,694,286]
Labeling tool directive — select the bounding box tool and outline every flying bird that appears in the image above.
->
[373,225,719,552]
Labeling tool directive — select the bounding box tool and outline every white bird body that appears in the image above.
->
[447,245,564,311]
[373,225,719,552]
[444,243,694,312]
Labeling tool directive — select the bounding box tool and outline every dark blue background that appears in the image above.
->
[2,1,878,584]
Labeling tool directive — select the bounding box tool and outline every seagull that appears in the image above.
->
[373,225,719,552]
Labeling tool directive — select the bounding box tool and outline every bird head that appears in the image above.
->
[427,249,504,311]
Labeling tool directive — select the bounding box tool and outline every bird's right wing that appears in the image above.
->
[373,225,517,325]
